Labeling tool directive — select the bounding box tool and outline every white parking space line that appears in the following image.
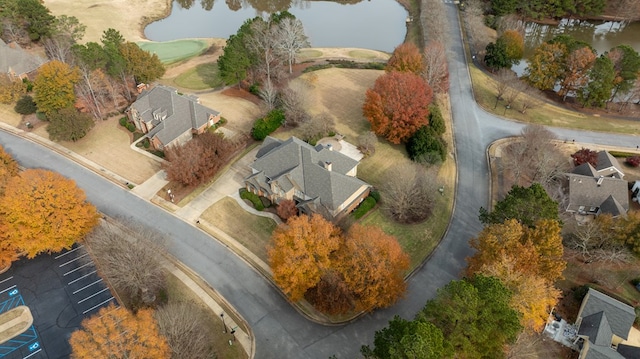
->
[58,253,88,267]
[22,348,42,359]
[23,348,42,359]
[68,270,97,285]
[83,297,114,314]
[0,276,13,285]
[72,279,103,295]
[63,262,92,276]
[78,288,109,304]
[54,245,84,259]
[0,284,16,294]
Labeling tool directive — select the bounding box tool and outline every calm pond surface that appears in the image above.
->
[513,19,640,76]
[144,0,408,52]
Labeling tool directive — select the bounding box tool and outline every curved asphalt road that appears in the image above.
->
[1,3,639,359]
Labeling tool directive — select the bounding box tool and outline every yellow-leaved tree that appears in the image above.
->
[69,304,170,359]
[268,214,342,301]
[467,219,566,332]
[0,169,98,258]
[33,60,80,117]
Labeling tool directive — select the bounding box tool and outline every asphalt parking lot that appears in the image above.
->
[0,244,116,359]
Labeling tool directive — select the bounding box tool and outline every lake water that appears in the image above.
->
[144,0,408,52]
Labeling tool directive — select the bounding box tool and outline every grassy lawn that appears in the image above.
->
[164,272,246,359]
[469,66,640,134]
[174,62,224,90]
[200,197,277,264]
[138,39,209,65]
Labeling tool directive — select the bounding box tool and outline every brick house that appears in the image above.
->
[126,85,221,150]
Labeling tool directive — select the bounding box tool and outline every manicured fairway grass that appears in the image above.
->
[137,39,208,64]
[174,62,224,90]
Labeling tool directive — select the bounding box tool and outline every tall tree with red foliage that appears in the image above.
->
[362,71,433,144]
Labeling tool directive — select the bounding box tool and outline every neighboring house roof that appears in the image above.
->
[617,344,640,358]
[0,39,47,78]
[566,174,628,216]
[577,288,637,359]
[573,163,600,177]
[246,136,369,216]
[595,151,624,179]
[129,85,220,147]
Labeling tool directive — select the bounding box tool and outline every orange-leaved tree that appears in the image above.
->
[386,42,424,74]
[558,47,596,101]
[362,71,432,144]
[0,169,99,258]
[500,30,524,61]
[268,214,342,301]
[69,304,170,359]
[336,224,409,311]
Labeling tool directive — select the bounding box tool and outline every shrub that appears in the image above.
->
[36,112,47,121]
[352,196,377,219]
[370,190,381,202]
[428,104,445,135]
[609,150,638,158]
[249,84,260,96]
[573,284,592,301]
[22,78,33,92]
[406,126,447,164]
[119,117,128,127]
[626,156,640,167]
[571,148,598,166]
[14,95,37,115]
[126,122,136,132]
[251,109,285,141]
[276,199,298,221]
[240,189,264,211]
[631,278,640,286]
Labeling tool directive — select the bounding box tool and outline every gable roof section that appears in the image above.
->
[595,151,624,178]
[617,344,640,359]
[579,312,613,347]
[579,289,635,341]
[0,40,47,77]
[573,163,599,177]
[249,137,367,213]
[130,85,220,147]
[583,344,627,359]
[566,174,628,214]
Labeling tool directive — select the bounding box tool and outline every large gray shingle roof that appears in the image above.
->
[130,85,220,147]
[249,136,368,212]
[580,288,635,341]
[0,40,46,77]
[567,174,628,215]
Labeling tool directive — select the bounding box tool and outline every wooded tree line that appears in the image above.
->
[488,0,614,19]
[0,145,99,267]
[0,0,165,141]
[524,35,640,109]
[268,214,410,314]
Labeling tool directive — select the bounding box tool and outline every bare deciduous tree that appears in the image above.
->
[422,41,449,94]
[422,0,450,45]
[357,131,378,157]
[258,78,278,111]
[247,19,284,85]
[381,163,437,224]
[276,17,309,74]
[566,215,631,264]
[298,112,335,143]
[500,125,569,187]
[520,85,545,114]
[493,69,516,108]
[462,0,491,55]
[154,302,216,359]
[85,220,167,309]
[280,80,311,126]
[503,79,528,114]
